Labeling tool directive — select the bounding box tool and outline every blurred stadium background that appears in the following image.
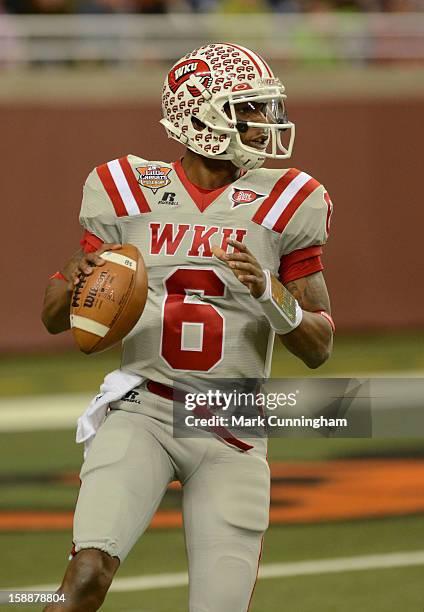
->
[1,1,424,610]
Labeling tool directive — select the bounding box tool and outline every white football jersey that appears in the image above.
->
[79,155,332,387]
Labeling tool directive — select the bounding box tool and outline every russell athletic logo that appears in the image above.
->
[230,188,266,208]
[168,59,212,97]
[158,192,179,206]
[137,165,172,194]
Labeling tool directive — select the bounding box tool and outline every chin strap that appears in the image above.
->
[256,270,303,334]
[160,118,189,145]
[226,138,266,170]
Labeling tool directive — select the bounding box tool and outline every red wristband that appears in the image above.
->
[315,310,335,332]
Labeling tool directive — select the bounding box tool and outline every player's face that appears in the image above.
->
[234,101,268,123]
[234,101,270,151]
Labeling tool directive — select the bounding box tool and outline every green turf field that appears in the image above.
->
[1,330,424,398]
[1,332,423,611]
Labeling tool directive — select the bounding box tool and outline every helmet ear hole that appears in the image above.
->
[191,116,206,131]
[223,102,232,119]
[236,121,248,134]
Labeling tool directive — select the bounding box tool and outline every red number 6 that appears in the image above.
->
[161,268,226,371]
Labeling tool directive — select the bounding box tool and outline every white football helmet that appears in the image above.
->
[160,43,295,170]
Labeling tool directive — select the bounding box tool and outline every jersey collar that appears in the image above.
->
[173,159,245,213]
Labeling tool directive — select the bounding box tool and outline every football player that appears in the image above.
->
[42,43,334,612]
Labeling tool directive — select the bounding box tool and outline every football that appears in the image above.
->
[70,244,148,354]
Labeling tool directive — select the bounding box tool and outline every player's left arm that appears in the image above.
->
[213,239,333,369]
[280,271,333,369]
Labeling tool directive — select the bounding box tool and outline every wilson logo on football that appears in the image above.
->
[230,188,266,208]
[137,165,172,194]
[168,59,212,97]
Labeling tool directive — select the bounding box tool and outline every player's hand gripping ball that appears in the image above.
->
[70,244,148,354]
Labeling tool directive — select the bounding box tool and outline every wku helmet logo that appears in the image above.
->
[231,188,266,208]
[168,59,212,97]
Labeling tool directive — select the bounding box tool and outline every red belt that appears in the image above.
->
[146,380,253,452]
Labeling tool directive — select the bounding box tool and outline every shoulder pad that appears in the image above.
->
[94,155,152,217]
[242,167,288,193]
[252,168,330,235]
[95,155,167,217]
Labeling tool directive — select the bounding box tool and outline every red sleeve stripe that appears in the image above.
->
[96,162,128,217]
[280,255,323,285]
[281,245,323,268]
[118,156,151,213]
[273,176,321,234]
[80,230,104,253]
[279,245,323,283]
[96,157,151,217]
[252,168,301,225]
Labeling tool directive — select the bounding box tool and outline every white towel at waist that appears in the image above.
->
[77,368,143,457]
